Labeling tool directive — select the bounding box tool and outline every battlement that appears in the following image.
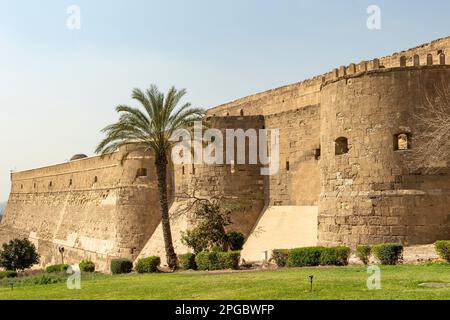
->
[206,36,450,117]
[322,57,450,88]
[9,145,157,194]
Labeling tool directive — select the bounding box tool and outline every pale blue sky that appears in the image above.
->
[0,0,449,201]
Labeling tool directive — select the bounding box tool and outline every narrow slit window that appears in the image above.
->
[335,137,349,155]
[286,161,290,171]
[314,148,321,160]
[136,168,148,177]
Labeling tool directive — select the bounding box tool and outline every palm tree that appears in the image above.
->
[96,85,205,268]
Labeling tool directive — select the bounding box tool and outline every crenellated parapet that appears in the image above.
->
[206,36,450,117]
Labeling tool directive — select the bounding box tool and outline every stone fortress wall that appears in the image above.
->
[1,37,450,270]
[0,145,170,271]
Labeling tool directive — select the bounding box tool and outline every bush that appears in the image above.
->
[0,270,18,279]
[135,256,160,273]
[110,258,133,274]
[179,253,197,270]
[287,247,325,267]
[219,251,241,270]
[320,246,351,266]
[373,243,403,265]
[225,232,245,251]
[356,245,372,265]
[45,264,69,273]
[271,249,289,267]
[79,260,95,273]
[195,251,221,271]
[211,245,224,253]
[181,201,232,254]
[31,275,64,285]
[0,238,40,271]
[435,240,450,262]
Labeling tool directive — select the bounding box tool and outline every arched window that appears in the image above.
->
[335,137,349,155]
[69,179,73,187]
[240,109,244,116]
[182,166,185,175]
[49,181,53,188]
[94,176,98,183]
[286,161,290,171]
[394,133,410,151]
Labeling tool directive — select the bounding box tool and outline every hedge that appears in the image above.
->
[195,251,241,270]
[373,243,403,265]
[0,270,18,279]
[319,246,351,266]
[287,247,325,267]
[435,240,450,262]
[196,251,221,271]
[179,253,197,270]
[135,256,161,273]
[110,258,133,274]
[79,260,95,273]
[356,245,372,265]
[219,251,241,269]
[273,246,352,267]
[271,249,289,267]
[45,264,69,273]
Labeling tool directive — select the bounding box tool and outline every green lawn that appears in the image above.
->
[1,264,449,300]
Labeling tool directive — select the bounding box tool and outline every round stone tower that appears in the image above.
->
[319,64,450,247]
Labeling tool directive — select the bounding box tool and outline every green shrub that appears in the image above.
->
[287,247,325,267]
[0,238,40,271]
[320,246,351,266]
[31,275,64,285]
[219,251,241,270]
[79,260,95,273]
[211,245,224,253]
[45,264,69,273]
[373,243,403,265]
[195,251,221,271]
[225,232,245,251]
[110,258,133,274]
[0,270,18,279]
[435,240,450,262]
[179,253,197,270]
[135,256,161,273]
[356,245,372,265]
[271,249,289,267]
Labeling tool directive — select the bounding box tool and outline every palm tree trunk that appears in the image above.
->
[155,153,178,269]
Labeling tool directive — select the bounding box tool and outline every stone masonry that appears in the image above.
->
[1,36,450,270]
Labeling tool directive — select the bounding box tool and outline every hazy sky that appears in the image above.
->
[0,0,449,201]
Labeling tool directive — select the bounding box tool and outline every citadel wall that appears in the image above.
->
[1,37,450,269]
[206,36,450,118]
[0,145,169,271]
[319,65,450,246]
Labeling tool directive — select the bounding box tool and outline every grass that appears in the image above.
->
[0,264,449,300]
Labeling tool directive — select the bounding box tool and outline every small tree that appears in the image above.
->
[411,80,450,172]
[0,238,40,271]
[181,201,231,254]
